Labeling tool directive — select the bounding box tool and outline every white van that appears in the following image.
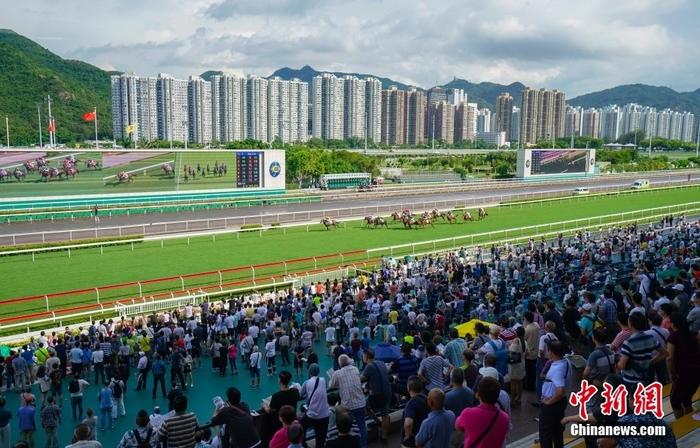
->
[572,187,590,195]
[631,179,650,190]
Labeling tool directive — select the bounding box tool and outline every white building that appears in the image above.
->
[342,76,366,139]
[476,131,507,147]
[111,74,159,142]
[157,73,189,142]
[246,75,268,142]
[599,105,621,141]
[267,77,309,143]
[188,76,212,144]
[477,108,491,133]
[680,112,695,143]
[211,74,247,143]
[312,73,344,140]
[365,77,382,144]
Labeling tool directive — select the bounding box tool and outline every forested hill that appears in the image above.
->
[0,29,112,145]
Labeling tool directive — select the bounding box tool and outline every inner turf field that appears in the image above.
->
[0,151,237,197]
[0,186,697,316]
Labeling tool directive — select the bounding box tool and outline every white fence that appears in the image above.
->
[2,179,699,247]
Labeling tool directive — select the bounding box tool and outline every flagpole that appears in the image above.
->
[47,95,54,148]
[94,107,99,149]
[5,116,9,148]
[38,105,43,148]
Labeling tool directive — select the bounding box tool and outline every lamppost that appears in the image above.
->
[5,116,9,148]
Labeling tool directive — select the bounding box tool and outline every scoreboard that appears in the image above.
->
[236,151,261,188]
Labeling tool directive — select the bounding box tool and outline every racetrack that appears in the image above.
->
[1,170,698,245]
[0,186,698,312]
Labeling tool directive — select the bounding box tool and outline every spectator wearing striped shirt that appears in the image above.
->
[418,343,452,391]
[618,312,668,393]
[158,395,198,448]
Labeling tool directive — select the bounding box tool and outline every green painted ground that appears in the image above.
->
[1,186,698,316]
[0,151,239,197]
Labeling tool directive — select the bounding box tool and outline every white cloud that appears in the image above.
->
[3,0,699,96]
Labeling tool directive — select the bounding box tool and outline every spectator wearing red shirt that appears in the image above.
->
[269,405,297,448]
[455,377,509,448]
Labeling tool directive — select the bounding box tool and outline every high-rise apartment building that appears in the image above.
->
[365,77,382,144]
[246,75,268,142]
[565,106,582,137]
[510,106,521,143]
[454,102,477,143]
[111,74,159,142]
[427,101,454,144]
[157,73,189,142]
[655,109,672,139]
[380,85,405,145]
[581,108,600,139]
[188,76,212,144]
[669,111,683,140]
[477,108,491,133]
[680,112,695,143]
[427,86,447,106]
[600,105,621,141]
[405,87,426,145]
[446,88,466,105]
[519,87,540,145]
[342,75,366,139]
[311,73,344,140]
[211,74,247,142]
[494,93,513,141]
[287,78,309,142]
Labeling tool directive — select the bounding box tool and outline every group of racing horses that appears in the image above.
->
[320,207,488,230]
[0,155,100,182]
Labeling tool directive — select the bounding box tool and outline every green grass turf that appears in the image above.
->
[0,151,241,197]
[0,186,698,317]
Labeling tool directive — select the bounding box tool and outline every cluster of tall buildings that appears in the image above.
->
[111,73,308,144]
[112,71,699,147]
[565,104,697,143]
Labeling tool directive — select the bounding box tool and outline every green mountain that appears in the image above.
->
[268,65,415,90]
[568,84,700,115]
[0,29,112,146]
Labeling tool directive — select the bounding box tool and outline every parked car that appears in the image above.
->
[630,179,650,189]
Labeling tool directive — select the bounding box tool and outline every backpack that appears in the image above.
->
[487,339,509,376]
[69,379,80,393]
[152,360,165,376]
[583,314,605,332]
[508,339,524,364]
[112,380,123,398]
[133,427,153,448]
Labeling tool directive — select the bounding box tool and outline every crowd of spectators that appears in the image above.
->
[0,217,698,448]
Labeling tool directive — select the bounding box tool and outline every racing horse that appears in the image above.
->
[371,216,388,229]
[62,165,78,178]
[363,216,376,227]
[321,217,338,230]
[463,211,473,222]
[13,169,26,181]
[415,216,434,228]
[23,160,38,173]
[161,163,174,176]
[85,159,100,170]
[40,166,62,182]
[117,172,133,183]
[0,168,8,181]
[444,211,457,224]
[478,207,488,220]
[36,157,47,168]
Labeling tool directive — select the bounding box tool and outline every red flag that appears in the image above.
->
[82,111,96,122]
[48,119,56,133]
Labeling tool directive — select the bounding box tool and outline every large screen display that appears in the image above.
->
[531,150,587,175]
[236,151,261,188]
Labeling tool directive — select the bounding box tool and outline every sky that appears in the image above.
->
[4,0,700,97]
